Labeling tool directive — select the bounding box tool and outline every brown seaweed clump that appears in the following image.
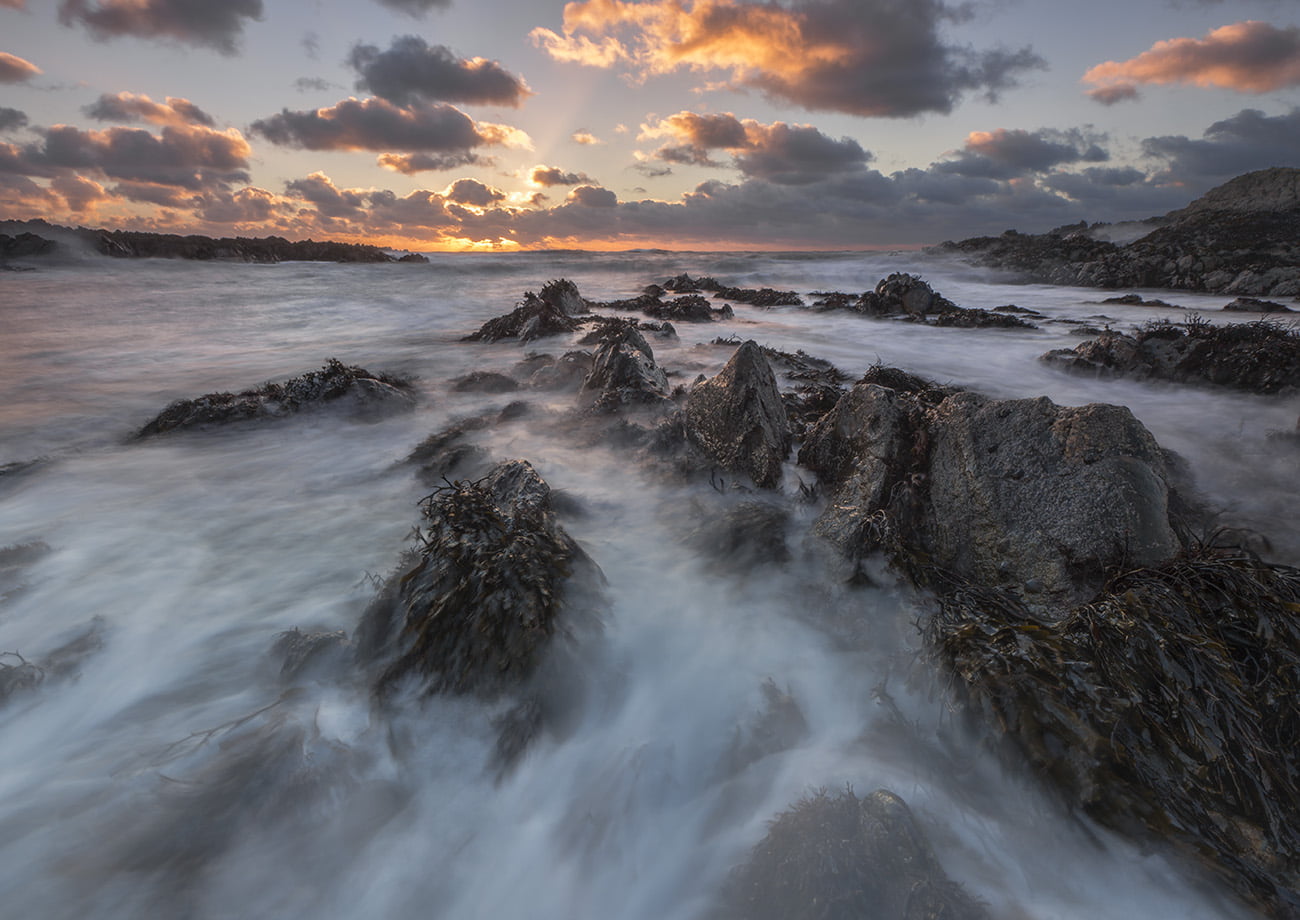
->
[929,546,1300,917]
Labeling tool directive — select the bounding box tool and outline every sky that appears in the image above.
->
[1,0,1299,251]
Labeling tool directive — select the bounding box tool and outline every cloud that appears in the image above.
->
[84,92,216,127]
[286,171,368,218]
[1141,106,1300,182]
[0,52,41,83]
[936,127,1108,178]
[250,97,531,152]
[0,107,27,132]
[1087,83,1140,105]
[348,36,530,107]
[529,165,594,186]
[197,186,280,223]
[572,131,603,145]
[294,77,334,93]
[567,185,618,207]
[57,0,264,54]
[1084,21,1300,95]
[373,0,452,17]
[0,1,27,8]
[3,122,252,191]
[51,173,109,212]
[378,151,485,173]
[640,111,871,184]
[442,177,505,206]
[532,0,1046,117]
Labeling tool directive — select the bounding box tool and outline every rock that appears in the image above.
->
[463,291,581,344]
[930,547,1300,918]
[539,278,589,316]
[710,286,802,307]
[450,371,519,393]
[529,350,595,390]
[271,628,350,685]
[715,787,987,920]
[929,306,1037,329]
[356,460,602,698]
[806,372,1186,608]
[1223,297,1292,313]
[0,232,57,260]
[1101,293,1180,308]
[643,294,733,322]
[662,272,722,293]
[684,341,791,489]
[396,252,429,263]
[1042,319,1300,394]
[579,322,672,412]
[135,359,416,437]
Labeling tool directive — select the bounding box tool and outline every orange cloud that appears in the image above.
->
[532,0,1043,117]
[1084,21,1300,96]
[84,92,215,127]
[0,51,41,83]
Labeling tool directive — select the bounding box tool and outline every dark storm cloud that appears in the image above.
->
[84,92,216,127]
[58,0,264,54]
[349,36,530,107]
[533,0,1046,118]
[937,128,1108,179]
[567,185,618,206]
[1141,107,1300,182]
[250,98,496,152]
[373,0,452,17]
[0,52,41,83]
[378,151,486,173]
[1087,83,1140,106]
[0,107,28,132]
[530,165,594,186]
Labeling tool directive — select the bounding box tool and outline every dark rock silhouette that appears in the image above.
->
[464,282,587,344]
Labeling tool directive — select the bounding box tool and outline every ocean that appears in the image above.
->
[1,248,1292,919]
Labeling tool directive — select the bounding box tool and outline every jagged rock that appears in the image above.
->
[662,272,721,293]
[1224,297,1292,313]
[580,322,672,412]
[930,547,1300,918]
[135,359,416,437]
[715,787,987,920]
[1042,320,1300,394]
[539,278,589,316]
[806,372,1187,608]
[856,273,955,318]
[644,294,733,322]
[684,341,791,489]
[450,371,519,393]
[356,460,602,698]
[464,290,581,344]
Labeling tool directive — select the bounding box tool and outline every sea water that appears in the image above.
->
[0,248,1293,919]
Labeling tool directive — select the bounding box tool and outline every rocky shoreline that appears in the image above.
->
[933,167,1300,299]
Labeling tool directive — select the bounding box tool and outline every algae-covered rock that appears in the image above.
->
[930,547,1300,918]
[684,340,791,489]
[579,321,672,413]
[356,460,602,698]
[716,787,987,920]
[464,288,582,344]
[136,358,415,437]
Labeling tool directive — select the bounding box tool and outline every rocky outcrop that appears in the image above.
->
[356,460,602,698]
[464,288,582,344]
[1,232,57,261]
[579,321,672,412]
[715,787,987,920]
[804,371,1186,608]
[1224,297,1292,313]
[935,168,1300,298]
[1042,320,1300,394]
[135,359,416,437]
[710,285,802,307]
[811,274,1037,329]
[684,341,791,489]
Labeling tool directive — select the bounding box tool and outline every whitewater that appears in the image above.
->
[1,248,1295,919]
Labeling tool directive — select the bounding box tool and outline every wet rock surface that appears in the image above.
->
[580,320,673,413]
[464,288,582,344]
[684,340,792,489]
[135,358,416,437]
[715,787,987,920]
[1042,319,1300,394]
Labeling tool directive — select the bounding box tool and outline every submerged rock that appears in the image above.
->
[684,500,791,569]
[450,370,519,393]
[723,678,808,774]
[715,787,987,920]
[135,359,416,437]
[1042,319,1300,394]
[684,341,791,489]
[356,460,602,698]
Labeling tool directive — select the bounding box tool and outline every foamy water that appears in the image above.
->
[0,248,1291,919]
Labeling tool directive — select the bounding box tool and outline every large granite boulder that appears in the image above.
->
[684,340,791,489]
[715,787,987,920]
[356,460,602,698]
[805,371,1186,607]
[135,359,416,437]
